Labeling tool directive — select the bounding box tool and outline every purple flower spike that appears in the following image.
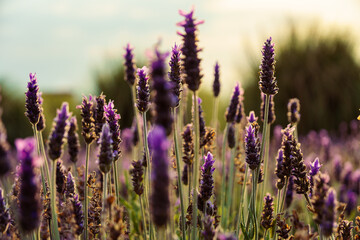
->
[36,92,46,131]
[309,158,321,176]
[136,66,150,113]
[321,188,336,237]
[148,126,170,228]
[259,37,278,95]
[98,123,113,174]
[25,73,42,125]
[48,102,70,161]
[261,193,274,230]
[245,124,260,170]
[168,44,182,108]
[72,194,84,235]
[199,152,215,204]
[226,83,240,123]
[104,101,122,161]
[124,44,136,86]
[247,111,258,124]
[94,93,107,139]
[16,137,41,233]
[213,62,220,97]
[275,149,286,189]
[67,117,80,164]
[177,8,204,92]
[151,49,174,136]
[77,95,96,144]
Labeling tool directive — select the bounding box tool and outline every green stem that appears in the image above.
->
[220,123,229,228]
[236,164,248,236]
[142,112,154,240]
[38,131,51,191]
[84,144,91,240]
[113,161,120,205]
[50,159,60,240]
[140,196,148,240]
[102,172,108,240]
[225,147,236,229]
[32,126,47,197]
[132,85,142,158]
[191,91,200,240]
[173,108,186,239]
[279,177,289,213]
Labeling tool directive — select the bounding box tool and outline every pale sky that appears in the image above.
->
[1,0,360,95]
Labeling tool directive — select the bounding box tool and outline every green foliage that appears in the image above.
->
[243,27,360,134]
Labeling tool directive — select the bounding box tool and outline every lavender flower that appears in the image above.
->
[136,66,150,113]
[65,171,75,199]
[275,149,286,190]
[197,98,206,146]
[104,101,122,161]
[202,216,215,240]
[98,123,113,174]
[151,50,174,136]
[48,102,70,161]
[216,233,237,240]
[148,126,170,227]
[124,44,136,86]
[213,62,220,97]
[259,37,278,95]
[168,44,182,107]
[56,160,66,195]
[94,93,107,139]
[245,124,260,170]
[25,73,41,125]
[16,137,41,233]
[177,8,204,92]
[225,83,240,123]
[247,111,258,124]
[235,86,245,124]
[77,95,96,144]
[130,159,144,196]
[227,123,235,149]
[311,173,330,226]
[0,189,9,233]
[260,93,276,124]
[291,141,309,195]
[261,194,274,230]
[309,158,321,196]
[276,214,291,239]
[321,188,336,237]
[182,124,194,166]
[72,194,84,235]
[345,191,357,215]
[67,117,80,164]
[287,98,300,124]
[198,152,215,208]
[279,125,296,181]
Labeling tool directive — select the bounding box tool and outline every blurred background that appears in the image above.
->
[1,0,360,143]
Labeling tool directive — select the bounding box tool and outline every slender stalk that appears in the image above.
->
[102,172,108,240]
[191,91,200,240]
[84,143,91,240]
[279,178,289,213]
[236,164,248,236]
[139,196,148,240]
[113,161,120,205]
[258,125,271,216]
[142,112,154,240]
[220,123,229,228]
[225,147,236,229]
[50,159,60,240]
[32,126,47,197]
[38,131,51,189]
[173,108,186,239]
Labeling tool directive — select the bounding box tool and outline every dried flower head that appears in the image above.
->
[130,159,144,196]
[287,98,301,124]
[261,194,274,230]
[182,124,194,166]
